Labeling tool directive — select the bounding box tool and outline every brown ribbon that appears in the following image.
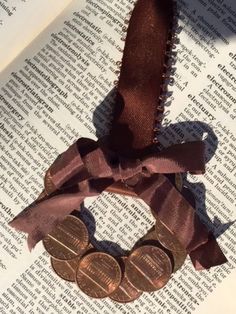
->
[9,0,227,270]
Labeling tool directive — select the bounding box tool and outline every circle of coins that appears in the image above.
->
[44,214,187,302]
[43,170,188,302]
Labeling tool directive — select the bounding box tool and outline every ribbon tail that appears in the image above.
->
[9,193,86,251]
[190,233,228,270]
[133,173,227,269]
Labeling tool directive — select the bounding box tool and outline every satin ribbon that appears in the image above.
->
[9,0,227,270]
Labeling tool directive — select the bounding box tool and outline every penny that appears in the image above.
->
[51,243,94,282]
[175,173,183,191]
[44,169,56,195]
[109,257,142,303]
[172,249,187,272]
[125,245,172,292]
[76,252,122,299]
[51,257,80,282]
[155,218,185,252]
[141,227,157,242]
[137,227,187,273]
[43,215,89,260]
[132,226,157,250]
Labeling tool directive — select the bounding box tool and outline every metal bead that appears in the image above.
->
[169,78,175,86]
[157,106,164,112]
[164,68,176,77]
[167,57,177,66]
[153,137,159,144]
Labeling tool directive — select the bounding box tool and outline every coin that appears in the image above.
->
[109,257,142,303]
[125,245,172,292]
[76,252,122,299]
[51,257,79,282]
[51,243,94,282]
[155,218,185,252]
[44,169,56,195]
[171,249,187,272]
[136,227,187,273]
[175,173,183,191]
[141,227,157,242]
[43,215,89,260]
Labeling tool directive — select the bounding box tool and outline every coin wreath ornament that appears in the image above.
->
[10,0,227,303]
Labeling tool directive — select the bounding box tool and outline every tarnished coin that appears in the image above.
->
[155,218,185,252]
[44,169,56,195]
[141,227,157,242]
[76,252,122,299]
[51,257,80,282]
[125,245,172,292]
[51,243,94,282]
[132,226,157,249]
[175,173,183,191]
[43,215,89,260]
[172,249,187,272]
[109,257,142,303]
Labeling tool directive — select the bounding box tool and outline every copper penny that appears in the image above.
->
[76,252,122,299]
[172,249,187,272]
[125,245,172,292]
[44,169,56,195]
[137,227,187,273]
[141,227,157,242]
[51,243,94,281]
[175,173,183,191]
[43,215,89,260]
[155,218,185,252]
[109,257,142,303]
[51,257,80,282]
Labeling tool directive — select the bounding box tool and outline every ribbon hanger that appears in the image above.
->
[9,0,227,270]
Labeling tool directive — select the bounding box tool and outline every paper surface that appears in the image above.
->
[0,0,235,313]
[0,0,72,73]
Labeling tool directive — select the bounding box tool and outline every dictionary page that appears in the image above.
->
[0,0,72,73]
[0,0,236,313]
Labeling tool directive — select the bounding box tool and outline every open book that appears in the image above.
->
[0,0,235,313]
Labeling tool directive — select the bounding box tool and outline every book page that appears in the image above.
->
[0,0,72,73]
[0,0,235,313]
